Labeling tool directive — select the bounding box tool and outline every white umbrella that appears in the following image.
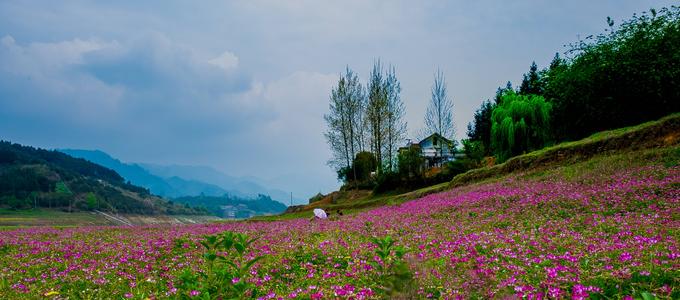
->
[313,208,327,219]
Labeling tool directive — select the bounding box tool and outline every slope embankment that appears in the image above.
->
[279,113,680,218]
[450,112,680,187]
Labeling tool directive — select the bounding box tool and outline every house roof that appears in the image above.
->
[418,133,453,145]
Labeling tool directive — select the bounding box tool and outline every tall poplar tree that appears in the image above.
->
[424,69,455,140]
[324,67,365,178]
[366,60,388,175]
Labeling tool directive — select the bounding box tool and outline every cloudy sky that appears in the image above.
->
[0,1,674,198]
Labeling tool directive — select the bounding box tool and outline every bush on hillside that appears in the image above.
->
[548,7,680,141]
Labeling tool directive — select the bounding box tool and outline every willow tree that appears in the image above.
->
[491,90,552,162]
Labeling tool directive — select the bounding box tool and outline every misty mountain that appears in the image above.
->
[0,141,205,215]
[59,149,231,199]
[139,163,301,204]
[59,149,297,204]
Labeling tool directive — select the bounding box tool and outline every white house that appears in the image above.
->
[400,133,456,168]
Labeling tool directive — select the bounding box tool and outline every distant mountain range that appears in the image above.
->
[59,149,299,204]
[0,141,206,215]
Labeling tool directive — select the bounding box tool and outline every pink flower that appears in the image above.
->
[619,252,633,262]
[548,286,561,298]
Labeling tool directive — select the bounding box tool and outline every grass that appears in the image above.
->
[0,208,221,227]
[265,113,680,222]
[0,208,110,227]
[449,112,680,187]
[252,182,451,221]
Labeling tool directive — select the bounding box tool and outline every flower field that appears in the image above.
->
[1,162,678,299]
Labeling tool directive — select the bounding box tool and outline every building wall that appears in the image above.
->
[419,135,454,158]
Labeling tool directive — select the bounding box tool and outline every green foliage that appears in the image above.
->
[469,6,679,164]
[172,194,285,217]
[0,140,206,215]
[546,6,680,141]
[370,236,413,296]
[519,61,544,95]
[397,146,424,179]
[374,144,475,194]
[85,193,97,210]
[491,91,552,162]
[176,231,264,299]
[373,171,410,194]
[3,195,28,210]
[466,100,495,155]
[55,181,72,196]
[308,193,325,204]
[441,160,474,178]
[352,151,378,182]
[339,151,378,189]
[461,139,485,164]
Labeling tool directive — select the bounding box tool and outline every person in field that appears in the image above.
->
[312,208,328,220]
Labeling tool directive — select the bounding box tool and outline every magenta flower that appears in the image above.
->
[619,252,632,262]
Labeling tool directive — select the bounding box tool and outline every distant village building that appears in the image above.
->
[219,204,255,219]
[399,133,456,168]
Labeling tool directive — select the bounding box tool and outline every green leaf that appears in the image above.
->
[199,241,210,250]
[241,256,264,274]
[246,237,259,247]
[225,261,239,270]
[234,243,245,254]
[640,292,656,300]
[204,252,217,262]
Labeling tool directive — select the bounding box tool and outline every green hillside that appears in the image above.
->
[274,112,680,220]
[0,141,207,215]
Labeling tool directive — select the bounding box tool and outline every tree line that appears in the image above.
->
[325,61,457,191]
[0,140,208,215]
[465,6,679,163]
[325,6,679,193]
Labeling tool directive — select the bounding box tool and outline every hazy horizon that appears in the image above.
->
[1,0,675,199]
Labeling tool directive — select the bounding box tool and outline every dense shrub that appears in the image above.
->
[467,6,680,163]
[547,7,680,141]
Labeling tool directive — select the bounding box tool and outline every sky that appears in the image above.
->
[0,0,675,199]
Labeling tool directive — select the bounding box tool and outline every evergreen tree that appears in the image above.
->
[519,61,543,95]
[547,7,680,141]
[494,81,513,104]
[466,99,495,155]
